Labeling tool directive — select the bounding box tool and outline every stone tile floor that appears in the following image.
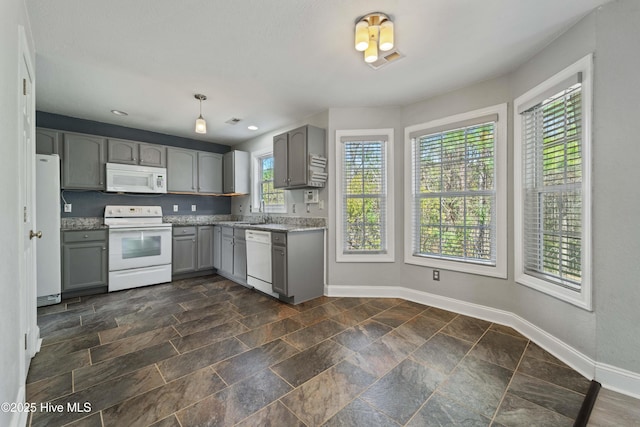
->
[27,275,601,426]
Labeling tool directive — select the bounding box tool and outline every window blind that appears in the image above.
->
[412,120,497,264]
[521,83,583,290]
[341,138,387,253]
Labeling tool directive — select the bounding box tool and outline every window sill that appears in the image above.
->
[404,254,506,279]
[516,272,592,311]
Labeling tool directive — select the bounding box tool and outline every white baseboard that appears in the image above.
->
[327,284,640,398]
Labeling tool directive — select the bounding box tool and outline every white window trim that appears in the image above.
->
[335,129,395,263]
[514,54,593,311]
[251,147,287,214]
[404,103,508,278]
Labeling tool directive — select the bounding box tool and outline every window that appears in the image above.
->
[336,129,394,262]
[405,104,507,278]
[252,149,285,213]
[514,54,592,310]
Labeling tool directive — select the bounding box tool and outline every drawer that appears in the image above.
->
[234,228,245,239]
[173,226,196,236]
[271,232,287,246]
[63,229,107,243]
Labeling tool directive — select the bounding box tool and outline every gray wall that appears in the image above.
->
[326,0,640,373]
[592,0,640,373]
[0,0,34,423]
[37,112,233,217]
[230,110,330,218]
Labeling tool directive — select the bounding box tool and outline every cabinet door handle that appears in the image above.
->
[83,234,89,238]
[102,247,106,250]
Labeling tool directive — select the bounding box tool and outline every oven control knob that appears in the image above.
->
[117,209,122,213]
[107,209,112,215]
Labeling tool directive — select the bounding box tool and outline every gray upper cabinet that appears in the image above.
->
[62,133,106,190]
[167,148,221,194]
[273,132,288,188]
[36,128,61,155]
[108,139,166,168]
[197,152,223,194]
[223,150,250,194]
[107,139,138,164]
[167,147,197,192]
[139,143,166,167]
[273,125,326,189]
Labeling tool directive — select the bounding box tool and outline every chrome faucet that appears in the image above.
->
[260,199,265,213]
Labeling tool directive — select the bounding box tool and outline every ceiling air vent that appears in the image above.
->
[225,117,242,125]
[367,49,405,70]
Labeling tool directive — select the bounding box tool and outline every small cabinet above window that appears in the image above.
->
[108,139,166,168]
[273,125,327,189]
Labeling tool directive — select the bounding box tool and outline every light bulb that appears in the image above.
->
[355,20,369,51]
[195,116,207,134]
[379,20,394,51]
[364,25,379,63]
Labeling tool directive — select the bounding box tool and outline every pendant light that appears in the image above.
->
[194,94,207,134]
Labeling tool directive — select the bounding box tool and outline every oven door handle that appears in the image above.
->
[109,227,171,233]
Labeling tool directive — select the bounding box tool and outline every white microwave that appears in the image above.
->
[106,163,167,194]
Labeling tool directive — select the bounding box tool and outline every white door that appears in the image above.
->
[19,28,38,382]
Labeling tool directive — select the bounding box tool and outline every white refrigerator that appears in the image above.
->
[36,154,61,306]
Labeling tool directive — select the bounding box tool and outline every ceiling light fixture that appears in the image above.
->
[354,12,394,64]
[111,109,128,116]
[247,125,258,131]
[194,94,207,134]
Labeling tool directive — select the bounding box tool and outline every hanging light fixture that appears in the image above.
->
[354,12,394,64]
[194,94,207,134]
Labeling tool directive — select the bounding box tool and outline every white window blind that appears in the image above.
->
[259,155,285,212]
[521,82,583,290]
[411,118,497,265]
[341,137,387,253]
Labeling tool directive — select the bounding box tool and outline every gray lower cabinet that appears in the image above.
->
[232,228,246,281]
[270,230,324,304]
[62,230,108,296]
[220,227,234,276]
[36,128,61,155]
[172,225,217,275]
[197,226,215,270]
[213,226,222,269]
[172,226,197,274]
[62,133,106,189]
[217,226,247,283]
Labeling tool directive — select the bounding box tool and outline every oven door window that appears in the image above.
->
[122,234,162,259]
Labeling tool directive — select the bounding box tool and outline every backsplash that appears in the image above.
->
[163,215,233,225]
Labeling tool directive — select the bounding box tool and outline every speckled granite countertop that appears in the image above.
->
[61,215,326,233]
[61,217,108,231]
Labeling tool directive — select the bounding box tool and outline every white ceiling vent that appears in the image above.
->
[225,117,242,125]
[367,49,405,70]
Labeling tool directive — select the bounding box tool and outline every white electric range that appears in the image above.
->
[104,205,172,292]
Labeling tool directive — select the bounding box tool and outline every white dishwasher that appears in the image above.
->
[245,230,278,297]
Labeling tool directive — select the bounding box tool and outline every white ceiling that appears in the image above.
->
[27,0,610,146]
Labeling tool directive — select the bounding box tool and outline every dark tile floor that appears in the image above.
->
[28,275,594,427]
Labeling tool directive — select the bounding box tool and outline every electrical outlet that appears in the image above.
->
[64,203,72,213]
[433,270,440,281]
[191,205,196,212]
[173,205,178,212]
[319,200,324,210]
